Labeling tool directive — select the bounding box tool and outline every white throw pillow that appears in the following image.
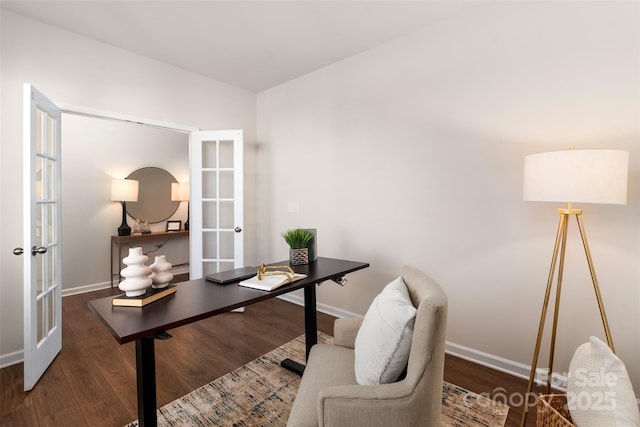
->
[567,336,640,427]
[354,276,417,385]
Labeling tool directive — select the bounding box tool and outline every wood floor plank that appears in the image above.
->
[2,287,537,426]
[57,326,132,426]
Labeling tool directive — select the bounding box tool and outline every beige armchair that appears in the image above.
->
[287,265,448,427]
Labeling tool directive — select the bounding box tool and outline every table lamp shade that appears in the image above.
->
[111,178,139,202]
[523,149,628,205]
[171,182,190,201]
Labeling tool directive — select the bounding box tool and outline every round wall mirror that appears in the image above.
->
[126,167,179,223]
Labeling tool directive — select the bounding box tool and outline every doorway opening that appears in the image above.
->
[58,105,198,296]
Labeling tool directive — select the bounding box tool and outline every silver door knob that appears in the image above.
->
[13,248,24,255]
[31,246,47,256]
[234,227,242,233]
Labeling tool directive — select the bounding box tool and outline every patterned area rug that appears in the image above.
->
[126,333,508,426]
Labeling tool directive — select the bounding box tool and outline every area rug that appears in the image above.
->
[126,333,509,426]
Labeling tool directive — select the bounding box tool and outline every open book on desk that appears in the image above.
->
[238,264,307,291]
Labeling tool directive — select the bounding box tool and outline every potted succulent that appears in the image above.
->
[281,228,313,265]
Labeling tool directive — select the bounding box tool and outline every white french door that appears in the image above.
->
[189,130,244,279]
[22,84,62,391]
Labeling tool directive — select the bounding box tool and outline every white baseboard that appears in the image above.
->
[445,341,566,391]
[0,349,23,369]
[61,281,112,297]
[277,293,363,320]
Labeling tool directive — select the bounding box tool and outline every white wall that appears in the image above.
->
[257,1,640,391]
[0,11,258,364]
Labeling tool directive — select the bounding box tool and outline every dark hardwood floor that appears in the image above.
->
[1,284,541,426]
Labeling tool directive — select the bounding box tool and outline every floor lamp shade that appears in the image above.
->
[523,149,628,205]
[111,178,139,236]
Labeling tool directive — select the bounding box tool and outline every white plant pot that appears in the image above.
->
[119,247,152,297]
[150,255,173,289]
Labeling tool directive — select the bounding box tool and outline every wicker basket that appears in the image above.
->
[537,394,575,426]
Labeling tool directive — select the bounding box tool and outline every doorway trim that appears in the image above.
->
[58,103,200,133]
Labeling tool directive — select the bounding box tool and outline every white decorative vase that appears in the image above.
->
[150,255,173,289]
[119,247,152,297]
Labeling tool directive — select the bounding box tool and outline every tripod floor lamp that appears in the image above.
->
[520,148,629,426]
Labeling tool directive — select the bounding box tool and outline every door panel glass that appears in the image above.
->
[37,297,44,343]
[202,231,218,259]
[35,157,43,200]
[203,262,219,276]
[46,250,55,290]
[220,201,234,229]
[36,109,44,153]
[202,201,217,229]
[219,261,234,272]
[219,140,234,168]
[46,204,56,243]
[202,171,217,199]
[220,171,234,199]
[46,114,57,157]
[47,290,56,332]
[45,159,55,201]
[36,250,44,294]
[220,232,234,259]
[202,140,217,169]
[35,204,43,246]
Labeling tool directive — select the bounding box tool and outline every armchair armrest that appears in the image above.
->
[333,317,363,349]
[318,382,421,426]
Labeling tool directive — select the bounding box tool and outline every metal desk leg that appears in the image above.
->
[136,337,157,427]
[280,283,318,375]
[303,283,318,359]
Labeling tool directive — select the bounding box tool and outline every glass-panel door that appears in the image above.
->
[23,84,62,391]
[189,130,243,279]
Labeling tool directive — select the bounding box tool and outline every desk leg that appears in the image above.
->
[281,283,318,375]
[136,337,157,427]
[303,283,318,359]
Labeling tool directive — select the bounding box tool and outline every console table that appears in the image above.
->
[89,257,369,427]
[111,231,189,287]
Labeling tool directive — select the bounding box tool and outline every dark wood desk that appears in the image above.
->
[88,257,369,427]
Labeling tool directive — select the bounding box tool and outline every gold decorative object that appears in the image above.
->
[257,264,296,282]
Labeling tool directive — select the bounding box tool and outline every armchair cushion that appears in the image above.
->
[354,276,417,385]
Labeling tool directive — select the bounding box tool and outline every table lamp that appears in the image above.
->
[111,178,139,236]
[520,148,628,426]
[171,182,190,231]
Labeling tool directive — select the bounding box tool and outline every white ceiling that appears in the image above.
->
[1,0,474,93]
